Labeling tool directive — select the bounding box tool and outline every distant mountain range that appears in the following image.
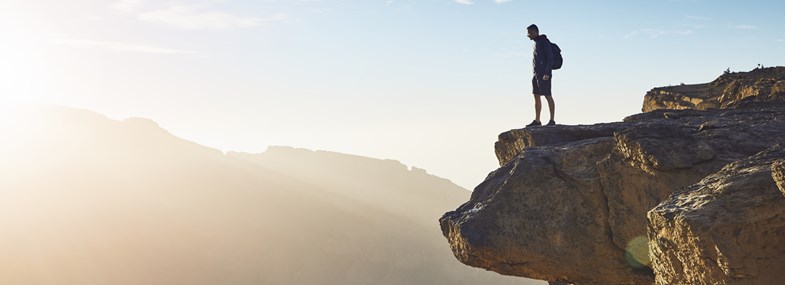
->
[0,105,539,285]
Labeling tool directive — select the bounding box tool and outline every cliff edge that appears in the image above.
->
[642,66,785,112]
[440,67,785,285]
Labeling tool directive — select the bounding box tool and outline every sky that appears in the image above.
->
[2,0,784,190]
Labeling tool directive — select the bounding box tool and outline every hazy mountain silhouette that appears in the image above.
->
[0,105,538,285]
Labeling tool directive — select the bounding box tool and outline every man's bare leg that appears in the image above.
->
[534,94,543,122]
[545,95,555,122]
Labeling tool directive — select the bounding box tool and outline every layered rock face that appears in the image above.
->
[441,68,785,285]
[643,66,785,112]
[649,144,785,285]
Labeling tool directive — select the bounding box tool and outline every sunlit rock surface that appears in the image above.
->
[643,66,785,112]
[774,160,785,195]
[649,144,785,285]
[442,68,785,285]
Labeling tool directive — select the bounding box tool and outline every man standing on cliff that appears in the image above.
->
[525,24,556,127]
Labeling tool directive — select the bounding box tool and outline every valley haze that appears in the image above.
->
[0,105,542,284]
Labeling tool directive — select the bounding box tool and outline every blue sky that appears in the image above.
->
[2,0,784,189]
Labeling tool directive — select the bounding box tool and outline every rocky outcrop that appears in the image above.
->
[648,144,785,285]
[643,67,785,112]
[441,68,785,285]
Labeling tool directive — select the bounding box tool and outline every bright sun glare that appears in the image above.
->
[0,34,41,106]
[0,2,53,107]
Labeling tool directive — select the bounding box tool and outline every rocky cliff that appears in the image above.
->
[440,67,785,285]
[643,66,785,112]
[648,144,785,285]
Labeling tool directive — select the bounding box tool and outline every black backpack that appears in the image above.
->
[551,43,563,70]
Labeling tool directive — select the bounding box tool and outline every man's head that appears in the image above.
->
[526,24,539,40]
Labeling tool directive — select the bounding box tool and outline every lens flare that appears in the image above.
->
[624,235,651,268]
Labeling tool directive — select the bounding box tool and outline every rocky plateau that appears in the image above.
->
[441,67,785,285]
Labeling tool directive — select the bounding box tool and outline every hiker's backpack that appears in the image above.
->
[551,43,563,70]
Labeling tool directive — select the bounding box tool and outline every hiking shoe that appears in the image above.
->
[526,120,541,127]
[546,120,556,126]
